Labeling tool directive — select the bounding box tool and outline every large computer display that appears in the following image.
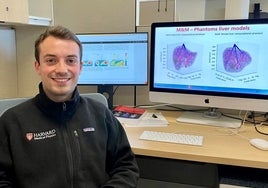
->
[77,32,148,85]
[150,19,268,126]
[77,32,148,109]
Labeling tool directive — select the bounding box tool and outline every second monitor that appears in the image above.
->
[77,32,148,109]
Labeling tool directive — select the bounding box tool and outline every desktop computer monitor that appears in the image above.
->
[149,19,268,127]
[76,32,148,109]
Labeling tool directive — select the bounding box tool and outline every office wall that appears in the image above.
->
[0,27,18,98]
[53,0,135,33]
[15,26,47,98]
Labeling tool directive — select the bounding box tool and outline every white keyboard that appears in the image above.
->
[139,131,203,146]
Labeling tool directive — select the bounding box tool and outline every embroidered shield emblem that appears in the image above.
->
[26,133,33,141]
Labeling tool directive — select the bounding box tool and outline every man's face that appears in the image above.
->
[35,36,82,102]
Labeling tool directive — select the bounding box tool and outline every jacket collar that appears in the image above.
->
[34,82,80,122]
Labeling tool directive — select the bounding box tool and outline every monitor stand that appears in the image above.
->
[176,108,242,128]
[97,85,113,110]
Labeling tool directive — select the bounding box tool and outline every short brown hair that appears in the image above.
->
[34,25,82,62]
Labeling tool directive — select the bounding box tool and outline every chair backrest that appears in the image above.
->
[0,93,108,116]
[80,93,108,108]
[0,97,29,116]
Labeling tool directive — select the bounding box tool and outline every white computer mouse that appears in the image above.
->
[249,138,268,150]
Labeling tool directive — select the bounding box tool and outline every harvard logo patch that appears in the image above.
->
[25,129,56,141]
[26,133,33,141]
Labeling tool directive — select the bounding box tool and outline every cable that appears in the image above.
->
[112,86,119,95]
[251,111,268,135]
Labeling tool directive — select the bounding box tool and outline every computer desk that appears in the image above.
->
[123,110,268,187]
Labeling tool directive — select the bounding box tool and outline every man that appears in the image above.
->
[0,26,139,187]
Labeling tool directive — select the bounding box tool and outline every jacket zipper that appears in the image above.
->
[73,130,81,173]
[61,102,74,188]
